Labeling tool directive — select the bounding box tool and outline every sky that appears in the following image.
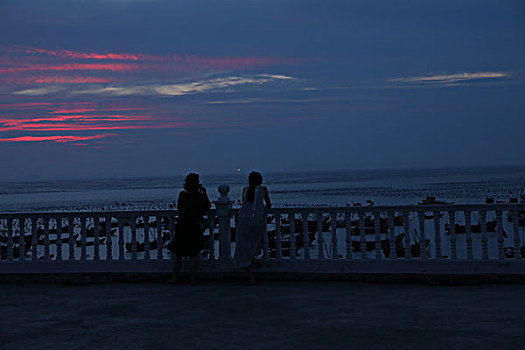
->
[0,0,524,181]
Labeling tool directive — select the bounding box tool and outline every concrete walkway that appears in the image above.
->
[1,282,524,350]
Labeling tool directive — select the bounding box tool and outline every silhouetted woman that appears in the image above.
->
[233,171,271,283]
[168,173,211,284]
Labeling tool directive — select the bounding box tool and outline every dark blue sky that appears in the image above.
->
[0,0,524,180]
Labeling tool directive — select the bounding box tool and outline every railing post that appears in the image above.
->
[80,217,87,261]
[143,216,150,260]
[496,210,504,260]
[93,216,100,261]
[214,184,233,264]
[465,210,473,260]
[388,211,396,259]
[417,211,426,259]
[6,218,13,262]
[512,210,522,260]
[19,218,26,261]
[433,211,441,260]
[275,212,282,259]
[449,210,457,259]
[105,216,113,261]
[316,213,324,259]
[480,210,488,260]
[374,211,382,259]
[359,212,367,259]
[56,217,62,261]
[403,211,411,259]
[345,211,353,260]
[289,212,297,259]
[330,212,338,259]
[43,217,50,261]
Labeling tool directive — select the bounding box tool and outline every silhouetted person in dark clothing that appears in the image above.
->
[167,173,211,284]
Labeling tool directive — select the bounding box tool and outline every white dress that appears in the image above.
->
[233,186,267,268]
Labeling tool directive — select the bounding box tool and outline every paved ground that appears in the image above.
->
[1,281,524,350]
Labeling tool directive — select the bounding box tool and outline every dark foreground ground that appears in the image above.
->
[1,281,524,350]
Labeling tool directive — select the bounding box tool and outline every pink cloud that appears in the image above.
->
[50,107,139,114]
[1,122,198,132]
[11,46,297,69]
[33,76,115,84]
[0,134,114,143]
[0,63,139,73]
[17,46,159,61]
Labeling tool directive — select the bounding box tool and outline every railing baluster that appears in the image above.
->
[512,210,522,260]
[118,218,125,261]
[480,210,488,260]
[156,215,163,260]
[56,217,62,261]
[345,211,352,260]
[19,218,26,261]
[388,211,396,259]
[275,213,282,259]
[169,215,176,258]
[418,211,426,259]
[289,212,296,259]
[403,211,411,259]
[31,218,38,261]
[80,217,87,261]
[262,216,269,259]
[93,216,100,261]
[359,212,366,259]
[43,217,50,261]
[105,216,112,261]
[144,216,150,260]
[433,211,441,260]
[6,218,13,261]
[374,211,381,259]
[331,212,338,259]
[465,210,473,260]
[68,216,75,261]
[208,215,215,259]
[131,217,137,260]
[302,212,310,259]
[316,213,324,259]
[448,211,457,259]
[496,210,504,260]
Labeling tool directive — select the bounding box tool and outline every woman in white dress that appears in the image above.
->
[233,172,271,283]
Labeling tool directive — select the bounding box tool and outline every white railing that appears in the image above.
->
[1,185,524,274]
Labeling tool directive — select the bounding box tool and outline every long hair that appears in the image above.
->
[184,173,200,192]
[246,172,263,203]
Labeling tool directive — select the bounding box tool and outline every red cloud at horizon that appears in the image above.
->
[34,76,115,84]
[0,134,114,143]
[50,107,139,114]
[15,46,297,68]
[1,121,201,132]
[17,46,150,61]
[0,114,152,126]
[0,63,139,74]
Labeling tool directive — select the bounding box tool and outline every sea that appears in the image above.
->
[1,166,525,212]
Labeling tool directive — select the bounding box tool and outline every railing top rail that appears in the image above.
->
[0,209,184,219]
[0,203,523,218]
[268,203,525,213]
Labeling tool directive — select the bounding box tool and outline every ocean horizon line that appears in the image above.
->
[1,163,525,184]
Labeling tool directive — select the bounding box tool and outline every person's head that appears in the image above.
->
[248,171,263,187]
[184,173,200,191]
